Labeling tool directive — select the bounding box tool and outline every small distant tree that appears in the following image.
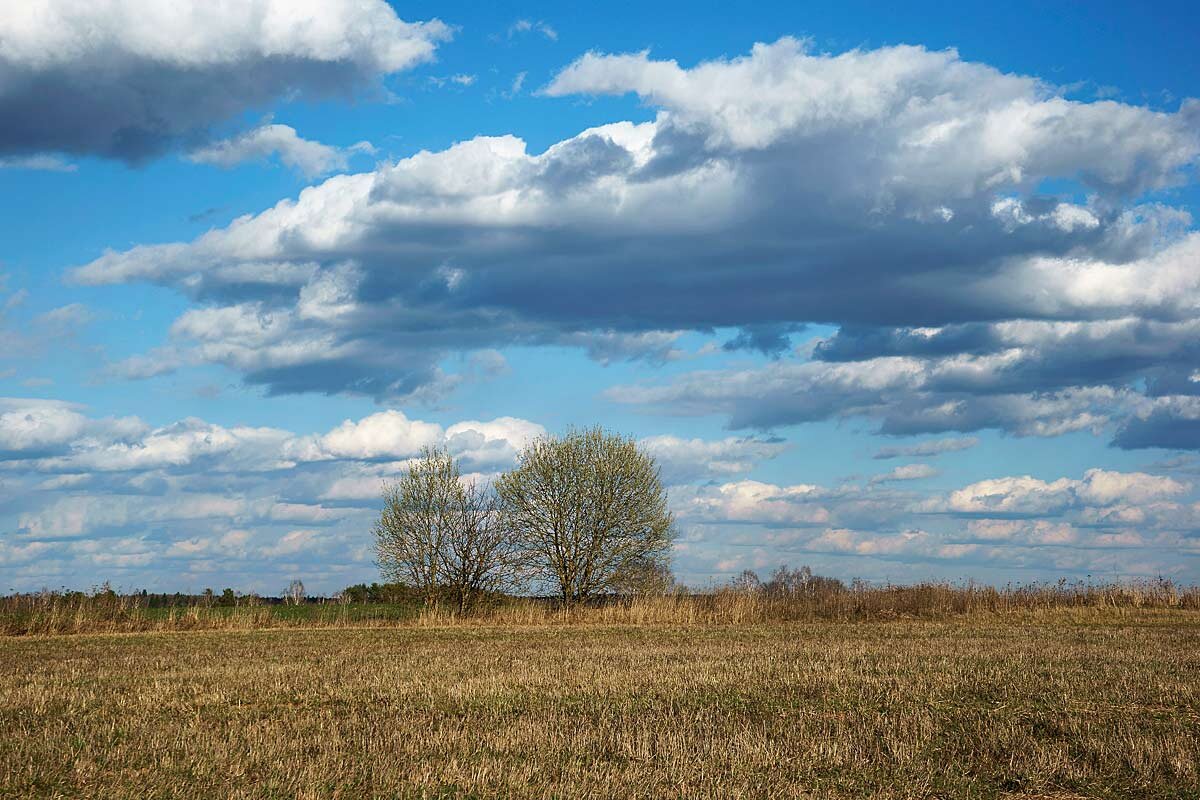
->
[765,565,812,595]
[284,579,305,605]
[729,570,763,593]
[763,564,845,597]
[611,557,677,596]
[496,427,675,609]
[219,588,237,607]
[374,447,519,612]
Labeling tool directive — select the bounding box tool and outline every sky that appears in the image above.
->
[3,0,1200,595]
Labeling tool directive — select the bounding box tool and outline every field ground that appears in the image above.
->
[2,611,1198,799]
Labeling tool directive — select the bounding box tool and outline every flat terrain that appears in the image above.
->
[2,612,1198,799]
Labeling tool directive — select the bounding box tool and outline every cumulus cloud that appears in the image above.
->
[59,37,1200,448]
[0,404,547,478]
[3,396,1198,587]
[0,399,89,456]
[187,124,375,177]
[289,411,444,462]
[926,468,1188,516]
[0,0,449,163]
[680,480,833,527]
[669,464,1199,582]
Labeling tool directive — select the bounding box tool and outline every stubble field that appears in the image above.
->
[2,611,1198,799]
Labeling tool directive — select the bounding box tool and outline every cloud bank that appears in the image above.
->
[65,38,1200,448]
[3,397,1196,592]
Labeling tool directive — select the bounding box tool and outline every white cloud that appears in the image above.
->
[4,401,1198,588]
[187,124,375,177]
[0,400,89,454]
[0,155,77,172]
[544,40,1197,194]
[507,20,557,41]
[0,0,449,162]
[870,463,939,484]
[874,437,978,459]
[445,417,546,470]
[67,38,1200,429]
[640,435,788,483]
[2,403,548,480]
[930,468,1187,516]
[259,529,323,558]
[682,480,831,526]
[293,410,444,462]
[19,494,249,539]
[429,73,476,88]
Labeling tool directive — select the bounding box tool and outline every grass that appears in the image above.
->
[4,578,1197,636]
[2,611,1198,798]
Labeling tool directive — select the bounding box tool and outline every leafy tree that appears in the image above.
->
[496,427,675,608]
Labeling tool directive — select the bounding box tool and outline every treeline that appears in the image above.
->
[4,575,1197,636]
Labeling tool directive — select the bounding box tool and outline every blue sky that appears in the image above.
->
[2,1,1200,594]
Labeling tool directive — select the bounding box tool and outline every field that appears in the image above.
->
[2,610,1198,799]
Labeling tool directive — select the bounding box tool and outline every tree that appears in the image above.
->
[611,557,677,596]
[496,427,675,608]
[284,579,305,605]
[374,447,459,606]
[439,479,521,613]
[762,564,844,597]
[729,570,763,593]
[374,447,518,611]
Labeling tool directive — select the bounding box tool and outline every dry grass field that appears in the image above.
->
[2,610,1198,799]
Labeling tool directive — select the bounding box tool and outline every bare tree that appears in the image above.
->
[374,447,519,611]
[284,579,305,605]
[374,447,459,607]
[611,557,677,597]
[441,480,521,613]
[729,570,762,593]
[496,427,675,609]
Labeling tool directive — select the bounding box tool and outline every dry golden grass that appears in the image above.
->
[5,579,1197,636]
[2,611,1198,799]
